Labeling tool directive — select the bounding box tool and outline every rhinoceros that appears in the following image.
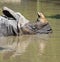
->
[20,12,52,34]
[0,7,52,36]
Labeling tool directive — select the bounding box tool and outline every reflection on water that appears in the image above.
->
[0,34,51,59]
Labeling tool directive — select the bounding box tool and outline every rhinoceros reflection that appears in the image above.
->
[0,35,31,59]
[0,34,50,59]
[31,34,50,55]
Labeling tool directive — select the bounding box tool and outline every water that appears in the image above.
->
[0,0,60,62]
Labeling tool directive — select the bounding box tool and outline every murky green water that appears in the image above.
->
[0,0,60,62]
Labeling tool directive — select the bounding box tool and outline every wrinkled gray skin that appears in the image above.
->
[21,22,52,34]
[0,16,19,36]
[0,7,52,36]
[0,7,20,36]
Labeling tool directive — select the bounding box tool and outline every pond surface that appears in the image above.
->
[0,0,60,62]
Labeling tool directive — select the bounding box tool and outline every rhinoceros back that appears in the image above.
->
[0,16,18,36]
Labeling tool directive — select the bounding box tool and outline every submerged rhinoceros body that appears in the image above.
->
[0,16,19,36]
[0,7,52,36]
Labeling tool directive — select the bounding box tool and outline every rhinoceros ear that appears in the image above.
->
[37,12,45,18]
[37,12,41,18]
[37,12,48,23]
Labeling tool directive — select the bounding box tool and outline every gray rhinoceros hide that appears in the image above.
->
[0,16,18,36]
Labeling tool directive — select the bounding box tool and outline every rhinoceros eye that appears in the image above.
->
[38,14,41,18]
[37,18,40,22]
